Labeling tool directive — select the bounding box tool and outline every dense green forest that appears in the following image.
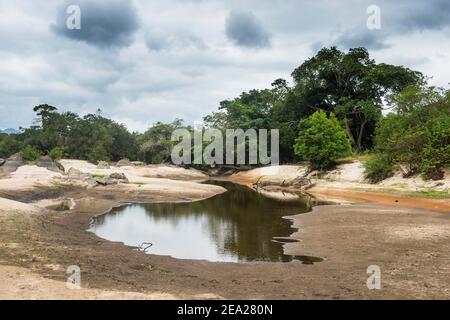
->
[1,47,449,181]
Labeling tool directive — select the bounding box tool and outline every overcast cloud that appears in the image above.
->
[226,10,271,48]
[0,0,449,131]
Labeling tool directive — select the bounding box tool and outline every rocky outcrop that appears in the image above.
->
[54,160,65,173]
[67,168,97,188]
[36,156,63,173]
[95,173,129,186]
[0,159,5,167]
[7,153,23,162]
[58,198,76,211]
[117,159,131,167]
[1,153,25,173]
[97,161,110,169]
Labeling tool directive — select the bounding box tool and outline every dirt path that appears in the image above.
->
[309,187,450,213]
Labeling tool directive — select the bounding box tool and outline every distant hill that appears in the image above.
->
[1,128,20,135]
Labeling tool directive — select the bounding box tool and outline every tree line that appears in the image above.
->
[1,47,449,181]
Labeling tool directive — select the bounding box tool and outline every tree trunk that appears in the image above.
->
[344,118,357,150]
[356,119,367,152]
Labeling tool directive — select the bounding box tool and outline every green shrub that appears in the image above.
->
[294,111,352,169]
[419,114,450,180]
[88,143,110,164]
[372,87,450,180]
[0,134,22,158]
[21,145,41,162]
[364,153,394,183]
[48,147,65,160]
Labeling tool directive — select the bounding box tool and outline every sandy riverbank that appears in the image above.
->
[0,160,449,299]
[229,162,450,212]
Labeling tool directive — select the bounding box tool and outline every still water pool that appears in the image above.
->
[89,181,325,263]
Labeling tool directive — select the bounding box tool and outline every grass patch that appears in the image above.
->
[131,181,145,186]
[336,153,372,164]
[371,188,450,199]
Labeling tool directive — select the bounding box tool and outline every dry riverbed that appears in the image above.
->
[0,161,449,299]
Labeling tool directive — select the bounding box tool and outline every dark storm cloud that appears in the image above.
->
[326,0,450,52]
[397,0,450,32]
[52,0,139,48]
[225,10,271,48]
[335,30,390,50]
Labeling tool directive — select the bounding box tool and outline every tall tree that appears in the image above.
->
[286,47,424,151]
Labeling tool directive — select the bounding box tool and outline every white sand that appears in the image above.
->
[0,197,41,214]
[231,161,450,193]
[232,165,308,184]
[0,165,64,191]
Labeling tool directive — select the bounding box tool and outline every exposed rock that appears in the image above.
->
[68,168,84,179]
[1,153,25,173]
[109,172,128,181]
[0,159,5,167]
[54,160,65,173]
[223,169,237,176]
[291,176,312,187]
[131,161,145,166]
[36,156,63,173]
[97,161,110,169]
[107,173,129,185]
[208,168,220,176]
[67,168,97,188]
[117,158,131,167]
[58,198,76,211]
[95,172,129,186]
[7,152,23,162]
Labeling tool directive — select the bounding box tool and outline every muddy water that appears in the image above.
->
[89,181,326,263]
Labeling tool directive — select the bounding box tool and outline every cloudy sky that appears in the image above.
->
[1,0,449,131]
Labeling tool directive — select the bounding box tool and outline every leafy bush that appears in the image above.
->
[364,154,394,183]
[21,145,41,162]
[48,147,66,160]
[372,86,450,180]
[0,134,22,158]
[419,114,450,180]
[294,111,352,169]
[88,143,110,164]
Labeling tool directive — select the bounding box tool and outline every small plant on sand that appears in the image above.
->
[364,153,394,183]
[48,147,66,160]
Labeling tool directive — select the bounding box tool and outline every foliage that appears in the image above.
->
[21,145,41,162]
[87,142,110,163]
[294,111,352,169]
[363,153,394,183]
[371,86,450,181]
[204,47,424,162]
[0,133,22,158]
[48,147,66,160]
[137,120,186,164]
[287,47,423,152]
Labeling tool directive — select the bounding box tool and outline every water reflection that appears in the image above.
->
[89,181,326,263]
